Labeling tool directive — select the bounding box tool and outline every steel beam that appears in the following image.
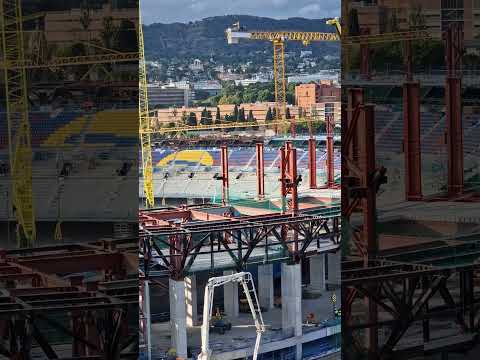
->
[308,138,317,189]
[221,145,229,205]
[403,81,422,200]
[256,142,265,198]
[444,23,464,197]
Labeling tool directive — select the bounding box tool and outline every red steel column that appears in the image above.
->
[360,104,379,359]
[403,81,422,200]
[326,114,335,188]
[256,143,265,198]
[289,147,298,215]
[444,24,464,197]
[360,29,371,80]
[221,145,229,205]
[308,138,317,189]
[279,146,287,213]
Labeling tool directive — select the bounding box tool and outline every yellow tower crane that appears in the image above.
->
[226,25,339,130]
[139,14,154,208]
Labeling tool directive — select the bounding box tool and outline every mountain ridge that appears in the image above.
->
[143,15,339,62]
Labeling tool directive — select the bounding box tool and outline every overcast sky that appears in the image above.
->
[141,0,340,25]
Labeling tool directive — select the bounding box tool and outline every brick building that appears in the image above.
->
[295,80,340,108]
[154,101,341,129]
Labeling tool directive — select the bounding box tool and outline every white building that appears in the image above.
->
[300,50,313,58]
[189,59,204,71]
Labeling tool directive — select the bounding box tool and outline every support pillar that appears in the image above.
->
[326,116,335,188]
[281,263,302,360]
[169,279,188,359]
[446,76,463,197]
[327,251,341,285]
[221,145,229,205]
[309,254,326,291]
[256,143,265,198]
[223,270,239,318]
[403,81,422,200]
[258,264,274,310]
[444,24,464,197]
[185,275,198,327]
[72,311,86,357]
[308,138,317,189]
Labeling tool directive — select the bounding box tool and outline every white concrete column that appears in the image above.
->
[185,275,198,326]
[258,264,274,310]
[169,279,188,359]
[281,263,302,359]
[309,254,326,291]
[327,251,341,285]
[223,270,239,318]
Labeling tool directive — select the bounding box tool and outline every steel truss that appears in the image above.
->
[0,238,138,359]
[343,258,480,359]
[140,209,340,281]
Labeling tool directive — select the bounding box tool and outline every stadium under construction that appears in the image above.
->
[139,132,343,360]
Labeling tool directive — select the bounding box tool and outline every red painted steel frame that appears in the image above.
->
[308,138,317,189]
[221,145,229,205]
[256,142,265,198]
[445,23,464,197]
[403,81,423,200]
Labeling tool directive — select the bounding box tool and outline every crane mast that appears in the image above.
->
[139,16,154,208]
[0,0,36,246]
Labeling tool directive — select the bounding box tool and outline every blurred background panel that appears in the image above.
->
[341,1,480,359]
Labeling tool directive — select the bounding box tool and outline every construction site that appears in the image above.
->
[341,1,480,359]
[139,14,343,360]
[0,1,138,358]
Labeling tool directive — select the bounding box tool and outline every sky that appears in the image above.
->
[141,0,340,25]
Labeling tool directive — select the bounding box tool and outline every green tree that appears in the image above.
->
[409,4,426,30]
[101,16,118,49]
[247,109,255,122]
[79,1,92,32]
[206,110,213,125]
[265,107,273,122]
[187,112,197,126]
[248,109,258,130]
[239,108,246,122]
[181,111,188,125]
[285,107,291,119]
[200,107,208,125]
[258,89,273,102]
[233,104,239,121]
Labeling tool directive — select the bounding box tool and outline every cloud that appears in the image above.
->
[298,4,321,17]
[190,1,208,12]
[271,0,289,7]
[299,2,339,18]
[141,0,340,24]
